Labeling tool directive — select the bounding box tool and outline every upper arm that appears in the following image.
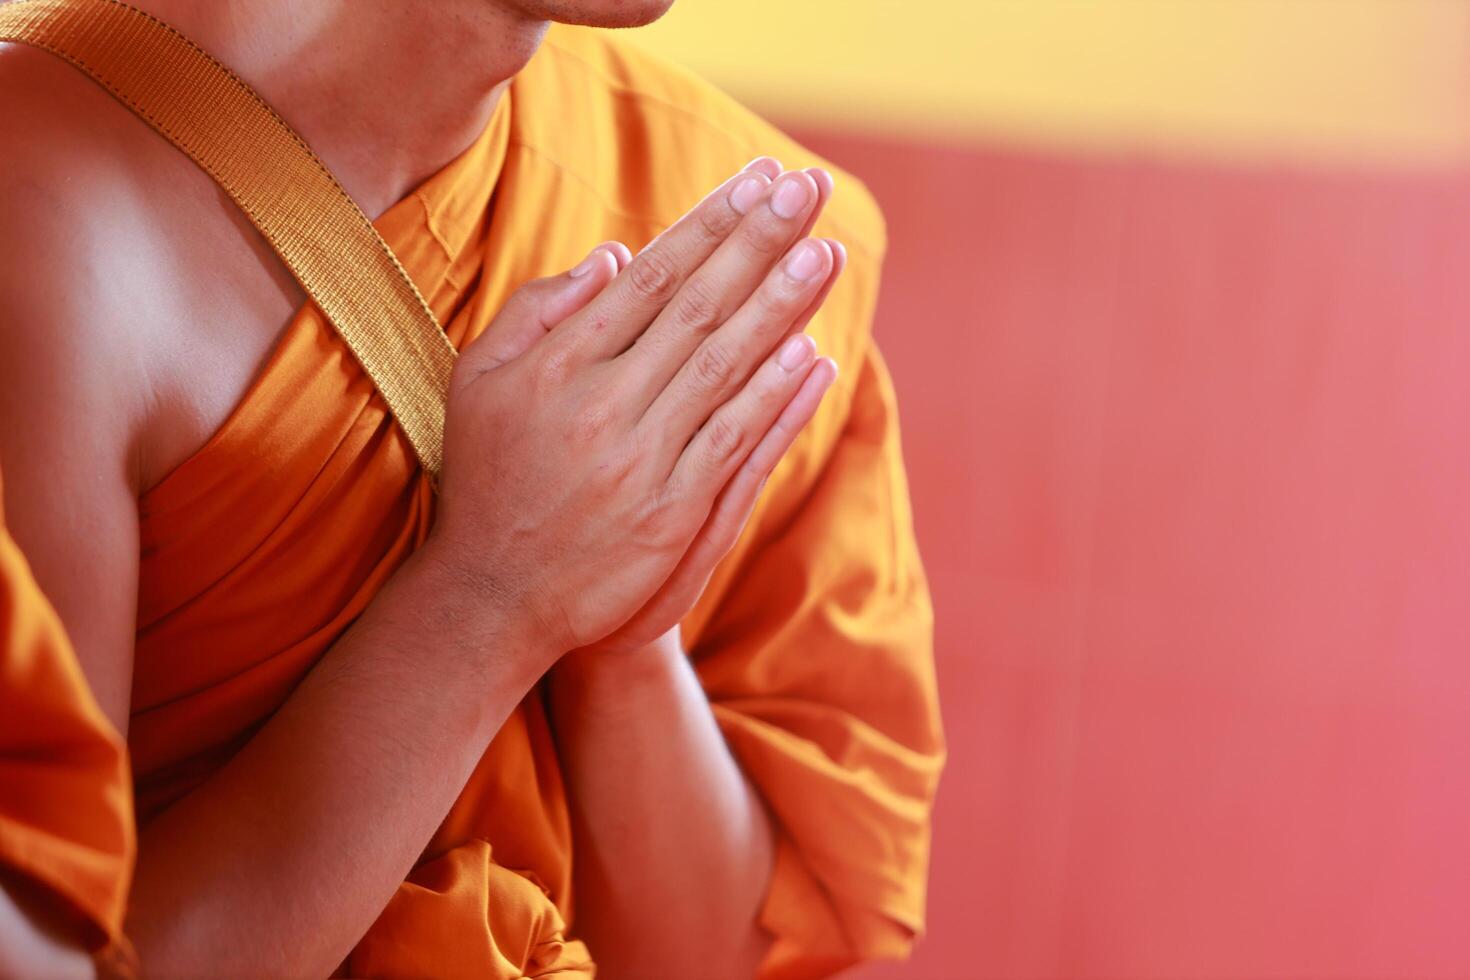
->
[0,49,146,734]
[0,872,95,980]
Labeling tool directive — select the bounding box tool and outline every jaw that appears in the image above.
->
[501,0,677,30]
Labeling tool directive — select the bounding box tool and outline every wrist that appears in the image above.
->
[552,628,685,693]
[408,538,563,674]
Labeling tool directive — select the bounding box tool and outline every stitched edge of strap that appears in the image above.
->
[0,0,456,482]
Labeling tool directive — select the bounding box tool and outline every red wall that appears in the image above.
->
[796,129,1470,979]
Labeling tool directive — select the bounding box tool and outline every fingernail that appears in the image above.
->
[778,333,816,371]
[784,240,824,281]
[770,176,812,219]
[743,155,778,172]
[729,174,767,215]
[570,250,601,278]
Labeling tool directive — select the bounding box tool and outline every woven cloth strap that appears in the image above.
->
[0,0,456,482]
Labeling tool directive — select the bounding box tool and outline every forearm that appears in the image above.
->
[548,634,775,979]
[126,543,552,978]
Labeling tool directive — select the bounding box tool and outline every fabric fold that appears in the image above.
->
[0,473,136,974]
[123,24,939,977]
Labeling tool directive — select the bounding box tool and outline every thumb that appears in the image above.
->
[463,242,626,372]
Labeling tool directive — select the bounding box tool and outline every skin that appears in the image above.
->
[0,2,844,976]
[0,873,93,979]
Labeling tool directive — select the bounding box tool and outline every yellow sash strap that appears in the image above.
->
[0,0,456,482]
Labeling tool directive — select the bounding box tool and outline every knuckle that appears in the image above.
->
[613,445,643,483]
[703,415,747,464]
[626,250,679,304]
[570,400,614,443]
[690,342,739,391]
[755,361,793,399]
[634,488,683,544]
[671,278,723,335]
[533,343,575,387]
[503,276,555,319]
[708,504,746,553]
[695,200,741,242]
[737,216,787,258]
[631,503,662,541]
[755,275,801,318]
[741,449,775,482]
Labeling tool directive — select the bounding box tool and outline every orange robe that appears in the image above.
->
[130,26,942,978]
[0,472,135,972]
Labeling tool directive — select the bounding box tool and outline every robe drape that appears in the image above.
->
[0,471,135,974]
[129,25,942,978]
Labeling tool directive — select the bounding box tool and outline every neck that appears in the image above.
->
[134,0,546,217]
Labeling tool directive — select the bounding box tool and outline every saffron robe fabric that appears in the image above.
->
[0,472,135,969]
[129,25,942,978]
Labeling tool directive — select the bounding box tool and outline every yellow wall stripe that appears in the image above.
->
[630,0,1470,168]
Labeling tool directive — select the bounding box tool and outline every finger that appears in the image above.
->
[618,170,826,410]
[601,350,836,655]
[665,328,824,496]
[794,167,834,244]
[459,243,621,375]
[737,354,837,479]
[602,240,634,272]
[786,238,847,338]
[554,167,776,360]
[642,237,834,453]
[743,155,783,180]
[540,244,623,325]
[687,354,838,563]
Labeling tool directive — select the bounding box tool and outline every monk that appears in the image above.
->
[0,0,943,977]
[0,471,134,978]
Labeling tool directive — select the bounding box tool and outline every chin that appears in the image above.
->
[509,0,677,29]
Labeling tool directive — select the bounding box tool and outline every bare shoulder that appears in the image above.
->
[0,42,159,482]
[0,41,302,494]
[0,38,294,725]
[0,43,163,723]
[0,42,306,724]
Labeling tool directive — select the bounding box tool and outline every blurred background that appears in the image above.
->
[633,3,1470,978]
